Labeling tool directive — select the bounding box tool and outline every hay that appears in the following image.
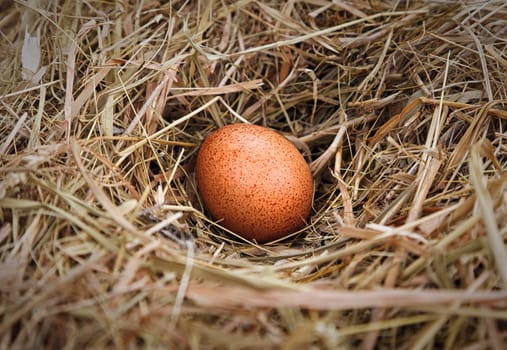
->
[1,0,506,348]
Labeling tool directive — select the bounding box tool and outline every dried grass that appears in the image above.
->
[1,0,507,349]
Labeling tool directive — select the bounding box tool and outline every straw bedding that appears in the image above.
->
[1,0,506,349]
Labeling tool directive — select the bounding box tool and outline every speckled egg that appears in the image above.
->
[195,124,313,243]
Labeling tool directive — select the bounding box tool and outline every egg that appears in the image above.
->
[195,124,313,243]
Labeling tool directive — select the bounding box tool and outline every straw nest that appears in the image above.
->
[1,0,506,349]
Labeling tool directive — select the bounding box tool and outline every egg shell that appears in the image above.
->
[195,124,313,243]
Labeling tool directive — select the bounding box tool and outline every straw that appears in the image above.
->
[1,1,506,348]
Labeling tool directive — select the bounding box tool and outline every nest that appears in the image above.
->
[1,0,506,349]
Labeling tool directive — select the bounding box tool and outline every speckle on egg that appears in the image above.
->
[195,123,313,243]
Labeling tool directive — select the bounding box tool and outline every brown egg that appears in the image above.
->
[195,124,313,243]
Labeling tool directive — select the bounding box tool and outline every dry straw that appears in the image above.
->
[1,0,506,349]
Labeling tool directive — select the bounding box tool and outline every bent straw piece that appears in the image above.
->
[70,139,148,243]
[469,143,507,289]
